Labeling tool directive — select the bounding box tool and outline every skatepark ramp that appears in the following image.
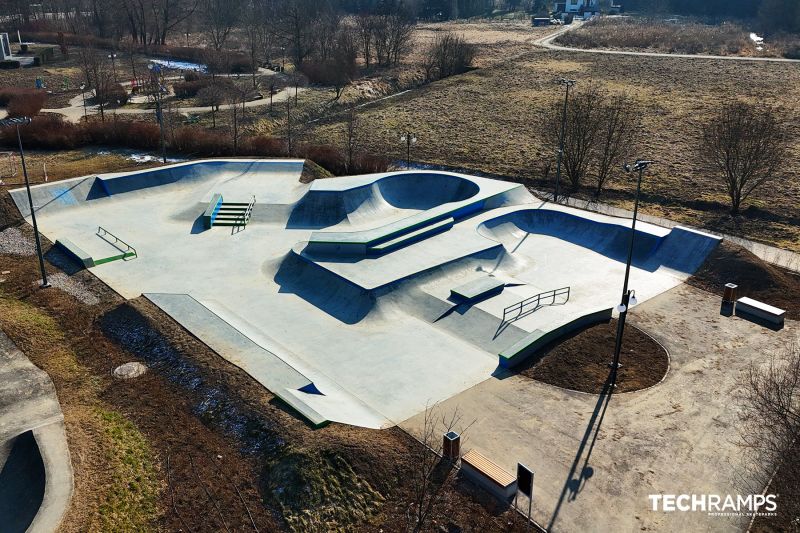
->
[0,431,45,533]
[286,171,481,230]
[478,208,721,275]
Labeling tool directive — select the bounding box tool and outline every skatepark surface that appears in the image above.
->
[0,332,73,533]
[10,159,721,428]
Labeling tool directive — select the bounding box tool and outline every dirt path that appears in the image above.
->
[535,19,800,63]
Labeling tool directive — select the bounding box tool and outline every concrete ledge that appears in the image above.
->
[55,239,94,268]
[274,389,329,429]
[736,297,785,326]
[499,307,613,368]
[451,276,505,302]
[203,193,224,229]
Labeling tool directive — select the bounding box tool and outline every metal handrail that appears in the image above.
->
[502,286,570,322]
[97,226,137,258]
[243,195,256,225]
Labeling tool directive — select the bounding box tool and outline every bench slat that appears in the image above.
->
[462,449,515,487]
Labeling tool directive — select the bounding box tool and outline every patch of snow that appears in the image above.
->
[148,58,207,72]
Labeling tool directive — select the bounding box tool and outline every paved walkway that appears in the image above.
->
[401,284,796,532]
[535,19,800,63]
[41,71,306,123]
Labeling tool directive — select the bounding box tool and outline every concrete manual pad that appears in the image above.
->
[11,159,721,428]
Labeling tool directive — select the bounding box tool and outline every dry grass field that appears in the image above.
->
[303,45,800,252]
[556,17,800,58]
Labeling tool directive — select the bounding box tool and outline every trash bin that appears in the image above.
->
[443,431,460,461]
[723,283,738,303]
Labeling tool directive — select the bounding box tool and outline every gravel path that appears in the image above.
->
[37,273,100,305]
[0,228,36,256]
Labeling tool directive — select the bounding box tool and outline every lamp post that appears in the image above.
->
[610,159,654,385]
[400,131,417,170]
[79,83,88,118]
[0,117,49,288]
[554,78,576,204]
[281,46,286,71]
[108,53,118,82]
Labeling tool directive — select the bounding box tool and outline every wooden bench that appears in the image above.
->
[736,297,786,327]
[461,449,517,501]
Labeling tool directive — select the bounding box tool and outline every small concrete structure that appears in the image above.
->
[735,296,786,326]
[9,159,721,428]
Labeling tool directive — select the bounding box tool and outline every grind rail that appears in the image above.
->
[502,286,570,322]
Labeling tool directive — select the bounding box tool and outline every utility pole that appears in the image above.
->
[554,78,576,203]
[610,160,654,386]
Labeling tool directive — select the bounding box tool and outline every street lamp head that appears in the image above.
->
[616,303,627,313]
[0,117,32,128]
[623,160,655,173]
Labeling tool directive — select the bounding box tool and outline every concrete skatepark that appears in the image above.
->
[0,332,73,533]
[9,159,721,430]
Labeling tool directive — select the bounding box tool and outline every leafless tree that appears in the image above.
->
[546,84,605,192]
[421,32,476,82]
[78,44,114,122]
[201,0,244,50]
[272,0,321,66]
[593,94,640,197]
[406,403,472,533]
[197,83,227,128]
[356,13,376,68]
[736,341,800,529]
[698,102,788,215]
[371,3,415,68]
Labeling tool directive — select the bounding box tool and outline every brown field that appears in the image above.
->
[556,17,800,58]
[302,45,800,252]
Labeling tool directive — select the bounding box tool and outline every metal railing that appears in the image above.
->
[97,226,137,258]
[243,195,256,225]
[502,286,570,323]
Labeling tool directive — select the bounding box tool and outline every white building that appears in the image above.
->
[554,0,600,15]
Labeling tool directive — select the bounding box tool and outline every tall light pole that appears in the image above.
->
[610,159,654,385]
[400,131,417,170]
[0,117,49,288]
[150,64,167,164]
[79,83,87,119]
[554,78,576,204]
[108,53,118,82]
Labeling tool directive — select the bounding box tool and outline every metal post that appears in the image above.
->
[611,160,652,384]
[13,120,49,288]
[406,134,411,169]
[554,78,575,204]
[157,99,166,164]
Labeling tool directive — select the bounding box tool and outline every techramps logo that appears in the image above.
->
[648,494,778,518]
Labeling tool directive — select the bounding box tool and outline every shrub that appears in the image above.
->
[784,45,800,59]
[98,83,129,106]
[0,60,21,69]
[171,127,233,155]
[242,135,285,156]
[0,88,42,107]
[0,115,81,150]
[7,92,48,117]
[184,71,201,82]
